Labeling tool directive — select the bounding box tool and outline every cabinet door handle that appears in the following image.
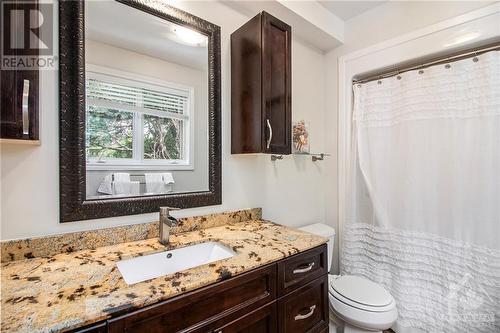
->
[293,262,314,274]
[294,305,316,321]
[266,119,272,149]
[22,79,30,135]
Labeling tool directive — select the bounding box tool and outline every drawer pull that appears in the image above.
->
[294,305,316,321]
[293,262,314,274]
[22,79,30,135]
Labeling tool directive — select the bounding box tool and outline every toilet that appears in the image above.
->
[298,223,398,333]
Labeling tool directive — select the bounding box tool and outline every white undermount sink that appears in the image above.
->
[116,241,236,285]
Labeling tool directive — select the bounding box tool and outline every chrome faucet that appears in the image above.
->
[159,207,180,246]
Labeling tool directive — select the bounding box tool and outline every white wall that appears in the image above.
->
[0,0,327,240]
[324,0,495,273]
[261,41,326,228]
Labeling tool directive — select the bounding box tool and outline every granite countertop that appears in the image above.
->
[0,220,326,333]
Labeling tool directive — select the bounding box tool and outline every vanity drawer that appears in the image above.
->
[278,275,329,333]
[107,264,276,333]
[201,302,278,333]
[277,244,327,296]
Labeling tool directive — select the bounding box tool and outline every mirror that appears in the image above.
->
[85,1,208,199]
[59,0,221,221]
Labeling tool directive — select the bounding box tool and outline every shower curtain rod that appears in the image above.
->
[353,42,500,84]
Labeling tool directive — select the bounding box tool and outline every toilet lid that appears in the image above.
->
[330,275,393,308]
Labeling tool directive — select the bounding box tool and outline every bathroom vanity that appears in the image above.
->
[0,212,328,333]
[103,245,328,333]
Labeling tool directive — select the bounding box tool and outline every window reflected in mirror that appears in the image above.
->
[84,0,209,200]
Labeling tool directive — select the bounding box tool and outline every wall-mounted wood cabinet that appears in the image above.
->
[0,0,40,143]
[231,11,291,155]
[1,70,39,142]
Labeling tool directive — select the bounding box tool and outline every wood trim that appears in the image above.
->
[58,0,222,222]
[0,139,41,145]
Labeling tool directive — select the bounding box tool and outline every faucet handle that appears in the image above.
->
[160,207,180,215]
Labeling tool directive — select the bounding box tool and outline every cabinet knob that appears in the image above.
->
[22,79,30,135]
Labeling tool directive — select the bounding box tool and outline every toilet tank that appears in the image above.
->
[297,223,336,273]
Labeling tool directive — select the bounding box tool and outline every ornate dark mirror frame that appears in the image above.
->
[59,0,221,222]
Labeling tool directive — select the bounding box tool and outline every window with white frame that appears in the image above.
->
[85,67,193,169]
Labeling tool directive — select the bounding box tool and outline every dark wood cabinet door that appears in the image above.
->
[0,70,19,137]
[0,0,40,141]
[278,276,329,333]
[231,11,291,155]
[107,264,277,333]
[262,12,291,155]
[210,302,278,333]
[1,70,39,140]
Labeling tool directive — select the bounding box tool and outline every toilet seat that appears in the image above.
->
[329,275,395,312]
[329,293,398,331]
[328,275,398,332]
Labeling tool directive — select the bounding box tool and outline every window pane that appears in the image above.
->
[86,79,138,107]
[141,88,187,114]
[87,77,188,115]
[86,106,133,159]
[143,115,183,160]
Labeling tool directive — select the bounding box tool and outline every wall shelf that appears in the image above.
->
[270,153,330,161]
[271,154,284,161]
[294,153,330,162]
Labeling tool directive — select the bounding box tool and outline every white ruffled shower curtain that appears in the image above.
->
[342,50,500,333]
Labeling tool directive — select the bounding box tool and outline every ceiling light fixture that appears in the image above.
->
[172,26,207,47]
